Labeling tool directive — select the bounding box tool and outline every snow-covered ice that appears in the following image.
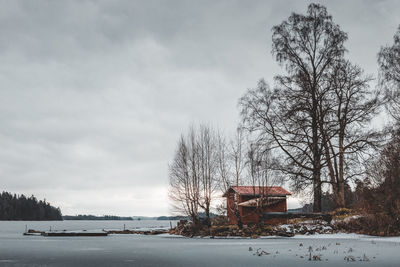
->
[1,221,399,266]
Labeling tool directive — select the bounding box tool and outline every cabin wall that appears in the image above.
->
[226,193,288,225]
[264,200,287,224]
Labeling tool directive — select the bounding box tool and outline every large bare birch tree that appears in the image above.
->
[269,3,347,212]
[240,4,383,211]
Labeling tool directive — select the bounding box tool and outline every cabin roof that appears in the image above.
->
[222,186,291,197]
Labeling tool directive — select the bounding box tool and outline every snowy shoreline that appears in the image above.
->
[163,232,400,243]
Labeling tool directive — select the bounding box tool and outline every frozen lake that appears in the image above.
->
[1,220,400,266]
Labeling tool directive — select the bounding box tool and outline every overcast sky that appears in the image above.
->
[0,0,399,216]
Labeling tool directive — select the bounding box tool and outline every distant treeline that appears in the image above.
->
[0,191,62,220]
[157,216,188,220]
[63,215,134,220]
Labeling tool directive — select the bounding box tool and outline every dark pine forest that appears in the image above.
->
[0,191,62,220]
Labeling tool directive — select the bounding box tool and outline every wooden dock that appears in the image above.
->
[43,231,108,237]
[23,228,168,237]
[23,229,108,237]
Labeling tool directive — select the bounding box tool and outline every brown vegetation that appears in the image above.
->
[169,217,341,238]
[336,133,400,236]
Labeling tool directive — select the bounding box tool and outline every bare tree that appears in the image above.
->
[378,25,400,122]
[246,143,271,223]
[231,128,246,188]
[241,4,347,212]
[216,131,231,193]
[169,124,219,226]
[318,60,382,208]
[240,79,322,211]
[230,128,246,228]
[169,131,200,225]
[197,125,218,226]
[215,127,246,228]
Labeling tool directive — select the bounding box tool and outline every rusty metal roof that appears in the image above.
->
[222,186,291,197]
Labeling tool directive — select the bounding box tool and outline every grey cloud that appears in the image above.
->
[0,0,399,215]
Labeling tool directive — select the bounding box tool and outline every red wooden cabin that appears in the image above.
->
[223,186,291,225]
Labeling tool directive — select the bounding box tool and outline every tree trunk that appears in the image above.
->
[233,192,243,229]
[234,208,243,229]
[336,130,346,208]
[313,171,322,212]
[205,207,211,227]
[336,181,345,208]
[312,86,322,212]
[320,119,341,209]
[192,214,200,227]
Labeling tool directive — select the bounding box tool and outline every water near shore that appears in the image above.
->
[1,220,400,266]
